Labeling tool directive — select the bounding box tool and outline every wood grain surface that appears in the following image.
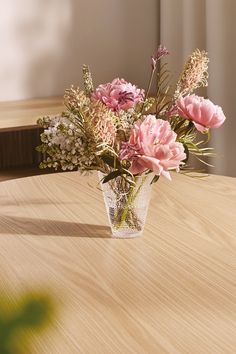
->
[0,96,63,131]
[0,171,235,353]
[0,166,56,182]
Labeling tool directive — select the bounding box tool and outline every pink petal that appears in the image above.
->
[193,122,208,133]
[161,170,172,180]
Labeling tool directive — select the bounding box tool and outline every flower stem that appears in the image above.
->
[116,179,137,229]
[115,175,147,230]
[141,69,155,113]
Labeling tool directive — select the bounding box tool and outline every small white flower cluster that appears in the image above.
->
[116,98,155,135]
[38,115,97,171]
[117,108,140,134]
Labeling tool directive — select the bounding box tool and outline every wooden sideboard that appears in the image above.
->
[0,97,63,169]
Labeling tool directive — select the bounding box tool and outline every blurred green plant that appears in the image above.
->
[0,292,54,354]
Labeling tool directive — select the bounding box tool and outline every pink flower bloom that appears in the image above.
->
[176,94,226,133]
[91,78,144,112]
[119,115,186,180]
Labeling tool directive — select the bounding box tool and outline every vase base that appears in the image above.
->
[111,229,143,238]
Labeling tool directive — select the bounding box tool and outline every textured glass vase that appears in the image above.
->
[99,172,153,238]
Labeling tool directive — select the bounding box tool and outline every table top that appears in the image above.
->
[0,96,63,132]
[0,171,236,353]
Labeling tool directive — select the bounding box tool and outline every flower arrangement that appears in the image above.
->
[37,45,226,237]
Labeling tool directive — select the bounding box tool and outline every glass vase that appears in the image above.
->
[99,172,153,238]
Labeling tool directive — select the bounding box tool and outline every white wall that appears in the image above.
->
[0,0,159,101]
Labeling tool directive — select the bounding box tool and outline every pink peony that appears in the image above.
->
[176,94,226,133]
[119,115,186,180]
[91,78,144,112]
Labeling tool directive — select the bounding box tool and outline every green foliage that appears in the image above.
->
[101,170,121,183]
[100,154,121,169]
[101,167,135,185]
[151,175,160,184]
[0,292,54,354]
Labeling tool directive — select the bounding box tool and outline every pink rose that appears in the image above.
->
[176,94,226,133]
[91,78,144,112]
[119,115,186,180]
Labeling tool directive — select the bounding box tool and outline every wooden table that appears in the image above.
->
[0,172,236,353]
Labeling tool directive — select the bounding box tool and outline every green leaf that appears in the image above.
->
[183,144,189,163]
[101,155,121,169]
[0,292,54,354]
[151,175,160,184]
[102,170,121,183]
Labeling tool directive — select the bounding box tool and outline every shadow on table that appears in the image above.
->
[0,215,111,238]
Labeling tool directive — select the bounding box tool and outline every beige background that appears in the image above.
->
[160,0,236,177]
[0,0,159,101]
